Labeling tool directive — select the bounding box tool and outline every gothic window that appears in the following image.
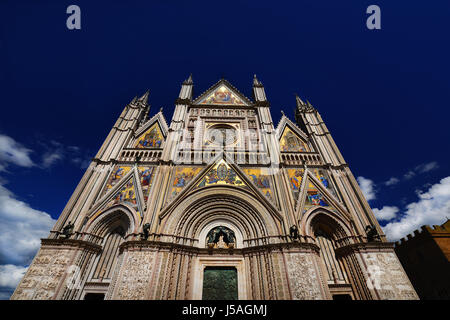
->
[206,226,236,249]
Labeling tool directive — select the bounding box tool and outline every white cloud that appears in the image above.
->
[388,161,439,185]
[415,161,439,173]
[0,135,35,172]
[382,176,450,241]
[357,176,376,201]
[373,206,399,221]
[39,140,90,169]
[403,171,416,180]
[0,183,56,300]
[385,177,400,186]
[0,264,27,289]
[0,183,56,265]
[42,151,63,168]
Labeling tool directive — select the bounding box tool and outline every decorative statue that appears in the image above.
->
[206,226,235,248]
[289,225,299,240]
[62,221,74,239]
[135,154,142,164]
[141,223,150,240]
[365,225,380,242]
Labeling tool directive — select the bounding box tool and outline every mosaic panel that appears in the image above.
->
[197,160,246,187]
[135,123,163,148]
[166,166,202,203]
[287,168,304,202]
[280,127,309,152]
[199,85,246,105]
[243,168,274,202]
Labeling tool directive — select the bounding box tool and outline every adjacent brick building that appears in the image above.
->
[395,219,450,299]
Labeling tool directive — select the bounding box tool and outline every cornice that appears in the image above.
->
[335,242,394,258]
[41,238,102,253]
[118,239,320,255]
[175,98,191,105]
[255,101,270,108]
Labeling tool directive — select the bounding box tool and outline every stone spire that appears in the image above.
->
[177,74,194,102]
[295,93,315,113]
[253,74,262,87]
[252,74,267,104]
[183,73,193,85]
[138,90,149,105]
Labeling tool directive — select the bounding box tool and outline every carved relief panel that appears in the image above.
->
[11,248,73,300]
[284,252,324,300]
[361,252,418,300]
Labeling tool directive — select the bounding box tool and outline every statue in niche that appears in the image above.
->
[141,223,150,240]
[289,225,299,240]
[61,221,74,239]
[206,226,235,249]
[365,225,380,242]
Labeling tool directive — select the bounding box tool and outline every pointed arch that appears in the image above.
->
[300,206,353,240]
[84,204,139,239]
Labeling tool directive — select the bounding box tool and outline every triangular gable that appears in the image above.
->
[193,79,252,106]
[89,166,155,223]
[297,170,350,220]
[276,115,308,141]
[280,125,310,152]
[196,159,247,188]
[159,155,282,222]
[134,122,164,148]
[242,168,275,204]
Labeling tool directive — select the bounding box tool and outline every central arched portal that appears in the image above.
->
[161,186,282,300]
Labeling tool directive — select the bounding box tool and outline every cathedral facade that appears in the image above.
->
[12,76,418,300]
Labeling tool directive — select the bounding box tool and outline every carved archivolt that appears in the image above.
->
[161,187,281,247]
[84,205,137,240]
[301,207,353,240]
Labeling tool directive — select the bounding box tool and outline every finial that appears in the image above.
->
[184,74,193,85]
[160,107,163,113]
[281,110,285,116]
[295,93,305,106]
[253,74,261,86]
[138,90,149,105]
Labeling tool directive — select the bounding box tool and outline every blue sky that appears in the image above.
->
[0,1,449,299]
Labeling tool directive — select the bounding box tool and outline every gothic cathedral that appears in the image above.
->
[11,76,418,300]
